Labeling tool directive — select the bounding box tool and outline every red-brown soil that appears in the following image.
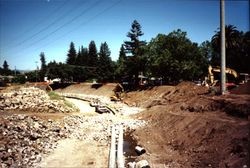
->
[123,82,249,167]
[1,82,249,167]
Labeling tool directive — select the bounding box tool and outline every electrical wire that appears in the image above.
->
[15,0,85,47]
[33,0,122,52]
[6,0,68,47]
[18,0,103,51]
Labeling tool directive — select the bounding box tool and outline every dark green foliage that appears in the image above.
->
[124,20,146,56]
[25,71,38,82]
[88,41,98,67]
[98,42,113,81]
[115,44,127,79]
[0,60,14,75]
[145,30,208,83]
[66,42,77,65]
[12,74,26,84]
[3,60,9,70]
[76,46,89,66]
[123,20,146,83]
[211,25,250,73]
[39,52,47,81]
[46,61,91,82]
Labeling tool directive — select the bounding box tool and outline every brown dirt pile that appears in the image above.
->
[123,82,250,167]
[124,82,250,118]
[57,83,117,97]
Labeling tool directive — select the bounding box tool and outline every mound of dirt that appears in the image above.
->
[124,82,250,118]
[57,83,117,97]
[134,106,249,167]
[123,82,249,167]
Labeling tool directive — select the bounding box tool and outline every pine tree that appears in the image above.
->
[81,46,89,66]
[2,60,11,75]
[75,48,82,66]
[88,41,98,67]
[124,20,146,56]
[3,60,9,70]
[115,44,127,77]
[66,42,77,65]
[39,52,47,81]
[124,20,146,83]
[98,42,113,81]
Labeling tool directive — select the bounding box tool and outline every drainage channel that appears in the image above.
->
[109,125,124,168]
[123,131,138,164]
[109,127,145,168]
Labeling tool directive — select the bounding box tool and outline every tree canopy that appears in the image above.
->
[66,42,77,65]
[4,21,249,85]
[211,25,250,73]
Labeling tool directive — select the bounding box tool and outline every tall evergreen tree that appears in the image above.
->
[88,41,98,67]
[1,60,11,75]
[81,46,89,66]
[124,20,146,56]
[75,48,82,66]
[66,42,77,65]
[124,20,146,83]
[115,44,127,78]
[3,60,9,70]
[39,52,47,81]
[98,42,113,81]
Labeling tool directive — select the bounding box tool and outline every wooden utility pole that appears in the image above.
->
[220,0,226,94]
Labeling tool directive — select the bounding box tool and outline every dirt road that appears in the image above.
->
[38,98,109,167]
[39,138,109,168]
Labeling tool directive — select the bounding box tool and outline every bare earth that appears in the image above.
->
[1,82,249,168]
[38,98,108,168]
[39,138,108,168]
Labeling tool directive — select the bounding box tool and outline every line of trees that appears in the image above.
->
[2,20,249,85]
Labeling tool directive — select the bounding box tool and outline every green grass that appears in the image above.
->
[64,100,74,109]
[47,91,79,111]
[48,91,63,100]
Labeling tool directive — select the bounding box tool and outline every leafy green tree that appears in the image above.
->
[66,42,77,65]
[25,71,38,82]
[146,30,207,83]
[124,20,146,83]
[88,41,98,67]
[98,42,113,81]
[12,74,26,84]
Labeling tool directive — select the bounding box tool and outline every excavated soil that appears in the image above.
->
[1,82,249,168]
[55,82,250,167]
[124,82,250,168]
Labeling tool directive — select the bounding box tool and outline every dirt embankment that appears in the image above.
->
[57,83,117,97]
[1,82,249,168]
[123,82,249,167]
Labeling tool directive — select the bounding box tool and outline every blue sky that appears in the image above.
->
[0,0,249,70]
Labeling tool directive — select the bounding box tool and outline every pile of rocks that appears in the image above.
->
[0,115,69,167]
[63,114,146,143]
[0,113,146,167]
[0,87,75,113]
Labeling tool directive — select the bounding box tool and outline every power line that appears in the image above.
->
[16,0,85,47]
[5,0,68,47]
[33,0,122,53]
[18,0,103,51]
[9,0,122,59]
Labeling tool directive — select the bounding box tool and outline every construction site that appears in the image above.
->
[0,81,249,168]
